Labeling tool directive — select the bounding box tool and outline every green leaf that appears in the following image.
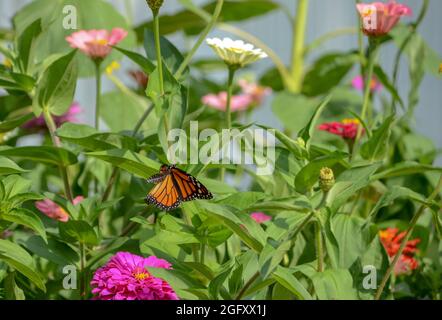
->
[373,65,404,109]
[87,149,160,178]
[258,125,308,160]
[295,153,348,194]
[209,266,232,300]
[0,239,46,292]
[372,162,442,180]
[135,0,279,38]
[302,52,359,97]
[272,92,318,133]
[4,272,25,300]
[360,115,395,161]
[15,18,42,74]
[13,0,136,77]
[327,163,381,213]
[59,220,99,245]
[0,113,34,133]
[0,157,28,175]
[298,94,332,149]
[273,266,313,300]
[2,209,47,242]
[113,46,155,74]
[311,269,358,300]
[198,202,265,252]
[22,235,78,266]
[0,146,77,167]
[33,50,77,116]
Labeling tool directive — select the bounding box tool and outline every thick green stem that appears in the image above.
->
[153,13,164,96]
[220,66,236,182]
[94,61,102,130]
[235,271,259,300]
[43,109,73,202]
[315,222,324,272]
[79,242,86,299]
[375,175,442,300]
[390,0,429,112]
[175,0,224,79]
[290,0,309,93]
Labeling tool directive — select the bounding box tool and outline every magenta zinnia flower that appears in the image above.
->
[356,1,412,37]
[66,28,128,60]
[91,252,179,300]
[35,196,83,223]
[250,212,272,224]
[23,102,82,131]
[202,92,253,112]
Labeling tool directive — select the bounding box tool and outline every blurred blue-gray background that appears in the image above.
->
[1,0,441,163]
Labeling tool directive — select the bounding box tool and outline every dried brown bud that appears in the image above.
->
[319,167,335,192]
[146,0,164,15]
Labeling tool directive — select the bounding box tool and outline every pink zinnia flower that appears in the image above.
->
[66,28,128,60]
[91,252,179,300]
[356,1,412,37]
[318,119,362,140]
[379,228,420,275]
[23,102,82,131]
[250,212,272,224]
[35,196,83,223]
[351,75,382,92]
[202,92,253,112]
[238,79,272,105]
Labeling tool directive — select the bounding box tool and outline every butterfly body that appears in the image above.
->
[145,165,213,211]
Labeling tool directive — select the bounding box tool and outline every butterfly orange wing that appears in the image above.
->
[145,175,181,211]
[170,167,213,202]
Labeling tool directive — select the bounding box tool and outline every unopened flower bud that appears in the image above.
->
[146,0,164,15]
[296,137,306,148]
[319,167,335,192]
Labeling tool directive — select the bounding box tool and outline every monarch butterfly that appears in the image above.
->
[145,164,213,211]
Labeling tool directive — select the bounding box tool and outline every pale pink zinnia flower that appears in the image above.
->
[66,28,128,60]
[351,75,382,92]
[238,79,272,105]
[35,196,83,223]
[22,102,82,131]
[250,212,272,224]
[356,1,412,37]
[202,92,253,112]
[91,252,179,300]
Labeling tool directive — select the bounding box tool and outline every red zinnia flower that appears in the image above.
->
[379,228,420,275]
[318,118,362,140]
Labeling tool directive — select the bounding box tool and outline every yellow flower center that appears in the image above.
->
[362,8,374,17]
[342,118,360,125]
[133,268,150,281]
[93,39,108,46]
[105,61,120,75]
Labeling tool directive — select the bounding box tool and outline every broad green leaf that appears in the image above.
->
[217,192,267,211]
[360,115,394,161]
[0,174,31,200]
[327,163,382,213]
[0,239,46,291]
[272,92,318,133]
[87,149,160,178]
[4,272,25,300]
[198,202,265,252]
[311,269,358,300]
[373,65,404,109]
[33,50,77,116]
[22,235,78,266]
[2,209,47,242]
[302,52,359,97]
[59,220,99,245]
[0,146,77,167]
[113,46,155,74]
[0,113,33,133]
[295,152,349,194]
[15,18,42,74]
[258,125,308,160]
[273,266,313,300]
[0,157,28,175]
[372,162,442,180]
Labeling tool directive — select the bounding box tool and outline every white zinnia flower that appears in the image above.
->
[206,37,268,68]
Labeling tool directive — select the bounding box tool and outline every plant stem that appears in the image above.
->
[314,221,324,272]
[235,271,260,300]
[220,66,236,182]
[355,0,365,77]
[375,174,442,300]
[390,0,429,112]
[174,0,224,79]
[79,242,86,299]
[94,61,102,130]
[290,0,309,93]
[42,108,73,202]
[153,13,164,96]
[200,241,206,265]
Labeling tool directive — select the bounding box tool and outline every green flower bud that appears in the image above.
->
[146,0,164,15]
[319,167,335,192]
